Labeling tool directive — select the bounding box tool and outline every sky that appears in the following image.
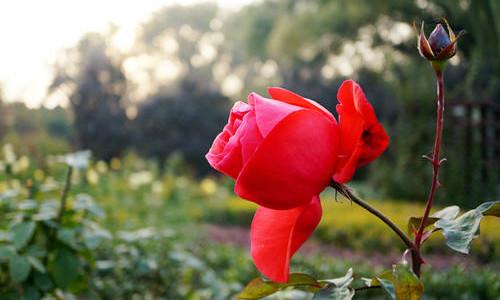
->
[0,0,253,108]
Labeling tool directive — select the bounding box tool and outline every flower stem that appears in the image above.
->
[57,166,73,223]
[413,68,446,275]
[330,182,420,267]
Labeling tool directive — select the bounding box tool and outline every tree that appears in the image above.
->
[50,33,129,161]
[132,3,232,172]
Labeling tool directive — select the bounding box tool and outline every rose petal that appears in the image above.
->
[268,87,335,120]
[235,109,338,209]
[249,92,303,137]
[251,196,322,282]
[333,80,389,183]
[206,101,255,179]
[337,80,377,125]
[239,111,264,164]
[206,130,243,179]
[357,122,389,166]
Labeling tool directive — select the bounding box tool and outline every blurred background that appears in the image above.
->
[0,0,499,299]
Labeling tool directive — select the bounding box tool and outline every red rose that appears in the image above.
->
[206,88,339,210]
[206,81,389,283]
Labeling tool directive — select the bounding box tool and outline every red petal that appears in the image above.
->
[205,130,243,179]
[268,87,335,121]
[248,92,303,137]
[337,80,377,125]
[251,196,322,282]
[206,102,248,178]
[333,80,389,183]
[357,122,389,166]
[239,111,264,164]
[235,110,338,209]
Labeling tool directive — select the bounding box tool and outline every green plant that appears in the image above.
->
[0,151,110,299]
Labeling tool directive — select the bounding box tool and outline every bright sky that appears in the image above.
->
[0,0,253,108]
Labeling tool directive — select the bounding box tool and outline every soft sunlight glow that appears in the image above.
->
[0,0,254,108]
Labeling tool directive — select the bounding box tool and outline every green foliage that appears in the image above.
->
[238,273,324,299]
[0,149,109,297]
[368,263,423,300]
[434,201,500,254]
[1,146,498,299]
[313,269,355,300]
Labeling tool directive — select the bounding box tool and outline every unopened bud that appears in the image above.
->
[416,19,464,62]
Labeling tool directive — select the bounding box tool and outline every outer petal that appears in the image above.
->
[337,80,377,125]
[206,101,263,178]
[334,80,389,183]
[268,87,335,121]
[235,109,338,209]
[248,92,303,137]
[251,196,322,282]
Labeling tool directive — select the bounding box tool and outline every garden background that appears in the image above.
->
[0,0,498,299]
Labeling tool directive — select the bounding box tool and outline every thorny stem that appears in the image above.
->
[57,166,73,223]
[413,68,446,276]
[330,182,421,271]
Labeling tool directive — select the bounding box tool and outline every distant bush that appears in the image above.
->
[134,78,230,174]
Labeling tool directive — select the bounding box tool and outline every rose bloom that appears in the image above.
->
[206,80,389,282]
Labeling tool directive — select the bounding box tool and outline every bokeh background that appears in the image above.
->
[0,0,498,299]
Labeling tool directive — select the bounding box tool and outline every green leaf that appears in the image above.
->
[22,285,40,300]
[407,217,440,235]
[0,288,20,300]
[82,222,111,250]
[50,248,80,289]
[435,209,482,254]
[407,206,462,236]
[435,201,499,254]
[11,221,36,250]
[17,200,37,211]
[26,245,47,258]
[432,206,460,219]
[477,201,500,217]
[314,268,355,300]
[238,273,324,299]
[33,201,59,221]
[34,271,53,292]
[27,256,46,273]
[371,264,423,300]
[314,287,354,300]
[74,194,105,218]
[9,254,31,283]
[0,230,11,242]
[0,245,16,260]
[57,229,81,250]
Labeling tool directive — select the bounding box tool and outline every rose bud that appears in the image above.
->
[417,19,464,61]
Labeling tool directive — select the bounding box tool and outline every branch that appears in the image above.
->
[330,182,416,253]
